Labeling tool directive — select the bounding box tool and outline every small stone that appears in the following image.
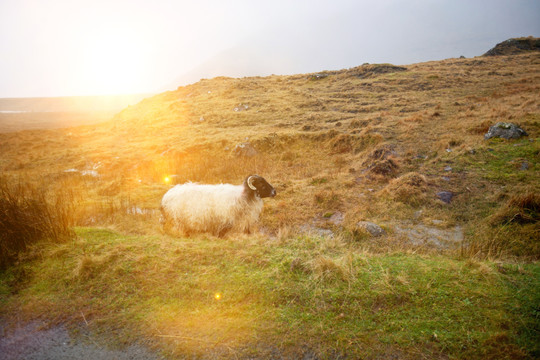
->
[356,221,385,237]
[442,176,451,182]
[444,166,452,172]
[436,191,454,204]
[520,162,529,170]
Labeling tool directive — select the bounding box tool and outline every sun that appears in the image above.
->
[80,27,151,95]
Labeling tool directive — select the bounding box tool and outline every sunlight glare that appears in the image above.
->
[80,27,151,95]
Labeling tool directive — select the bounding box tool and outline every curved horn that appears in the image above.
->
[247,176,257,190]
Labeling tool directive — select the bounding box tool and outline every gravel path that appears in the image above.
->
[0,320,163,360]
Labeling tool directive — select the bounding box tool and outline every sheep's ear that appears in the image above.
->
[247,176,257,190]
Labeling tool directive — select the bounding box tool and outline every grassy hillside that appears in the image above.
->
[0,52,539,358]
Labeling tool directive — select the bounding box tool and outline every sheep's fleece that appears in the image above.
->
[161,175,276,236]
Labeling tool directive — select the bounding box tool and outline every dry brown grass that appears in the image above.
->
[490,191,540,226]
[0,52,539,258]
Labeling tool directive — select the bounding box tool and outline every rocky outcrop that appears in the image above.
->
[483,37,540,56]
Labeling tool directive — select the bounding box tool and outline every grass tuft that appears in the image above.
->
[380,172,428,205]
[491,191,540,225]
[0,177,74,269]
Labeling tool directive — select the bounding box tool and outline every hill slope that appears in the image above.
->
[0,47,539,359]
[1,51,538,256]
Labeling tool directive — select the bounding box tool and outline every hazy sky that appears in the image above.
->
[1,0,539,98]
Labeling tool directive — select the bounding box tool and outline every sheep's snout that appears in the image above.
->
[270,189,277,197]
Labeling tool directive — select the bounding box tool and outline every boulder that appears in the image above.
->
[484,122,528,140]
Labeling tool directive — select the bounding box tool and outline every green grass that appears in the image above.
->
[463,138,539,183]
[1,227,538,359]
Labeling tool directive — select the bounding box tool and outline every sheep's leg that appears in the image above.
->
[217,223,233,238]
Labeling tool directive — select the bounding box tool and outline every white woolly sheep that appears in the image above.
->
[160,175,276,237]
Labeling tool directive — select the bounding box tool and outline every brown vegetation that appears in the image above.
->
[0,52,539,259]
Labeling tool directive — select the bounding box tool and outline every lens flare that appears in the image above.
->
[164,176,171,184]
[214,293,221,300]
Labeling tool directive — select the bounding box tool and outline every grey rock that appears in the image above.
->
[444,166,452,172]
[356,221,385,237]
[520,161,529,170]
[484,122,528,140]
[436,191,454,204]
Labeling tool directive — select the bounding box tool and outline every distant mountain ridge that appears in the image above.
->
[0,94,153,113]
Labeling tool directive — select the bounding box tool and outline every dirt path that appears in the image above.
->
[0,320,163,360]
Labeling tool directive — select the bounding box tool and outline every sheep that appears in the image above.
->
[160,175,276,237]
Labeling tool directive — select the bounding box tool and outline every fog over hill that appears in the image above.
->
[0,94,152,113]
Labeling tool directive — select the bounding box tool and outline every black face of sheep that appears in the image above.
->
[244,175,276,199]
